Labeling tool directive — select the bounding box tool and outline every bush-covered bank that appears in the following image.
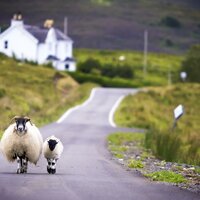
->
[68,72,141,88]
[74,49,182,87]
[114,84,200,165]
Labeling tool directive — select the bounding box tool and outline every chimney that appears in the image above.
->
[11,12,23,27]
[44,19,54,29]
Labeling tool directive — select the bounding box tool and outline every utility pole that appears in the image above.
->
[64,16,68,35]
[168,70,172,86]
[143,30,148,76]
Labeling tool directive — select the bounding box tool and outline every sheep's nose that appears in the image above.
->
[18,127,23,132]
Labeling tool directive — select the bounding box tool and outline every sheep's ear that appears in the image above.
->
[24,116,33,125]
[10,116,20,124]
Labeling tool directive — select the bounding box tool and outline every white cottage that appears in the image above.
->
[0,14,76,71]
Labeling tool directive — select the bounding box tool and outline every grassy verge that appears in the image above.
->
[0,53,97,135]
[145,171,187,183]
[107,132,190,184]
[114,83,200,165]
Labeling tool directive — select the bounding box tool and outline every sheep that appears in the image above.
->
[0,116,43,174]
[43,135,64,174]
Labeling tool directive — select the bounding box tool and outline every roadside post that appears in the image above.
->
[172,104,184,130]
[180,72,187,82]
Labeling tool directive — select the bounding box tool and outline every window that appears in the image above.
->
[65,64,69,69]
[4,41,8,49]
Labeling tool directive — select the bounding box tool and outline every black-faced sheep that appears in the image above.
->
[43,135,64,174]
[0,116,43,174]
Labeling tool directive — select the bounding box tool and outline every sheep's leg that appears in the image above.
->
[22,158,28,173]
[17,157,21,174]
[16,157,23,174]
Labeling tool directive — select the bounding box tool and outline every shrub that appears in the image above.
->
[78,58,134,79]
[78,58,101,73]
[160,16,181,28]
[180,44,200,82]
[68,72,139,88]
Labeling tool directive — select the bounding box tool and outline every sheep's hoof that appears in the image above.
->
[51,169,56,174]
[17,168,25,174]
[47,166,51,174]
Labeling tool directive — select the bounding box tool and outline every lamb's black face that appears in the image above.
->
[48,139,58,151]
[15,118,29,135]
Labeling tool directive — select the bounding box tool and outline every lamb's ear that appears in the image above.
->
[24,116,33,125]
[10,116,20,124]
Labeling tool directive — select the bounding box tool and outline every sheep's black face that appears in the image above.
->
[48,139,58,151]
[15,118,29,135]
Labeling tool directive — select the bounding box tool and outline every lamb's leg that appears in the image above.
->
[47,158,52,174]
[51,159,56,174]
[47,158,57,174]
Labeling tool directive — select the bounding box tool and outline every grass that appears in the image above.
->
[107,132,192,185]
[128,159,144,169]
[74,49,183,87]
[114,83,200,165]
[108,132,144,146]
[145,171,187,184]
[107,132,147,167]
[0,53,97,134]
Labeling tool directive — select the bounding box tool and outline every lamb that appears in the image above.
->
[0,116,43,174]
[43,135,64,174]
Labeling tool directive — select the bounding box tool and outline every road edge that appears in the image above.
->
[56,88,97,123]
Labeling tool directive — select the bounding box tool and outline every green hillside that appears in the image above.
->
[114,83,200,165]
[0,0,200,53]
[0,53,96,132]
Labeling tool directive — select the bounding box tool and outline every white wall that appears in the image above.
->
[54,61,76,71]
[56,40,73,60]
[0,26,38,62]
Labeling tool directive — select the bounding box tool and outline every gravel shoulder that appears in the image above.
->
[108,133,200,194]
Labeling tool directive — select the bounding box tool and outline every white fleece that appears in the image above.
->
[43,135,64,160]
[0,122,43,165]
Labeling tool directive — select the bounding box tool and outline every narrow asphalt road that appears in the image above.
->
[0,88,199,200]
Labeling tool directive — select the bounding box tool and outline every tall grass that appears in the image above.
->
[115,83,200,165]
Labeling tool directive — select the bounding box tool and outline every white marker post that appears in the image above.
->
[172,104,184,130]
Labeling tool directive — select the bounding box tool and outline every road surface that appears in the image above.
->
[0,88,199,200]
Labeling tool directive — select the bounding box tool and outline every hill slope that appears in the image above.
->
[0,54,96,131]
[0,0,200,53]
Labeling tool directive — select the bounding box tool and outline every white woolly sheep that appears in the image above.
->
[43,135,64,174]
[0,116,43,174]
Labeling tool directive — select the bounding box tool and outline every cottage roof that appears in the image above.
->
[46,55,59,61]
[24,25,72,43]
[64,57,76,62]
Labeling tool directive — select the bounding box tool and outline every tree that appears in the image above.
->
[181,45,200,82]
